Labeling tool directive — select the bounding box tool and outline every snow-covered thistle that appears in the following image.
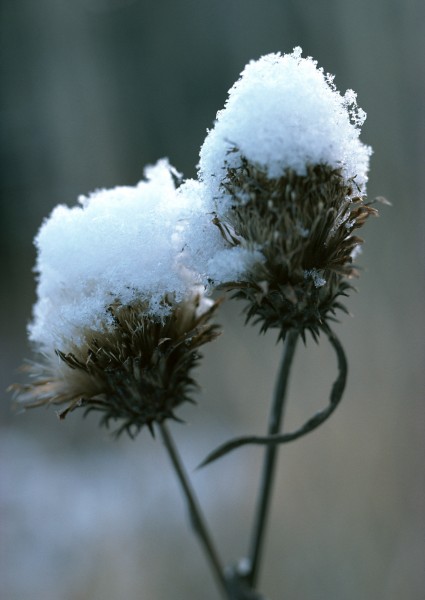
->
[200,48,378,339]
[196,48,381,592]
[12,160,222,436]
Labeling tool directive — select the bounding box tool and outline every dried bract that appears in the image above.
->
[12,296,221,436]
[214,160,377,339]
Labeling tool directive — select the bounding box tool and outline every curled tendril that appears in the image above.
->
[199,326,347,468]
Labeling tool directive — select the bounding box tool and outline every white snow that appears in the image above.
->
[176,178,264,287]
[198,48,372,206]
[206,246,265,285]
[29,161,218,351]
[304,269,327,288]
[28,49,373,354]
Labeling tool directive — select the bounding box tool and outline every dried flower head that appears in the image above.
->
[214,161,378,339]
[198,49,377,339]
[13,295,220,437]
[12,160,222,435]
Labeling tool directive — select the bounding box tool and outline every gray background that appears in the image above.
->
[1,1,424,599]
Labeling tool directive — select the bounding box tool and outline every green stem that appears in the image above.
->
[158,421,229,599]
[247,330,299,587]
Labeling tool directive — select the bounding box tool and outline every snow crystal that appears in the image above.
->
[304,269,327,288]
[206,246,265,285]
[350,243,363,261]
[199,48,372,205]
[176,178,262,286]
[29,160,221,351]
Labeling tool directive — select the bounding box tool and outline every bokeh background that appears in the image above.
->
[1,1,424,599]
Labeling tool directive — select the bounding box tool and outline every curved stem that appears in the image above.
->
[198,327,347,467]
[247,330,299,587]
[158,421,229,598]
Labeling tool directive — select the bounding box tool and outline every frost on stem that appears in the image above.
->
[12,160,222,436]
[199,48,378,339]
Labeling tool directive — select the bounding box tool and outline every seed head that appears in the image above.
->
[12,295,221,436]
[198,49,377,339]
[11,159,224,435]
[214,160,377,339]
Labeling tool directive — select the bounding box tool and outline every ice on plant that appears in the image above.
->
[206,246,265,285]
[29,48,373,353]
[304,269,327,288]
[29,160,228,351]
[199,47,372,204]
[176,178,263,286]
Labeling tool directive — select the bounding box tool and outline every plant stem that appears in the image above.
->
[247,330,299,587]
[159,421,229,599]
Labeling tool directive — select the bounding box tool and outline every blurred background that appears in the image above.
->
[1,0,424,599]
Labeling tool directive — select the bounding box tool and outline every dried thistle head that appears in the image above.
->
[12,295,221,437]
[214,159,378,340]
[198,49,378,339]
[11,159,226,436]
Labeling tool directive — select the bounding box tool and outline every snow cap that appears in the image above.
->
[29,160,222,350]
[199,47,371,202]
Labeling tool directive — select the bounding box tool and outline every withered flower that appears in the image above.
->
[213,160,377,339]
[12,160,222,435]
[199,48,377,339]
[14,295,220,437]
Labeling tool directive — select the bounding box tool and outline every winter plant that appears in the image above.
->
[11,48,381,599]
